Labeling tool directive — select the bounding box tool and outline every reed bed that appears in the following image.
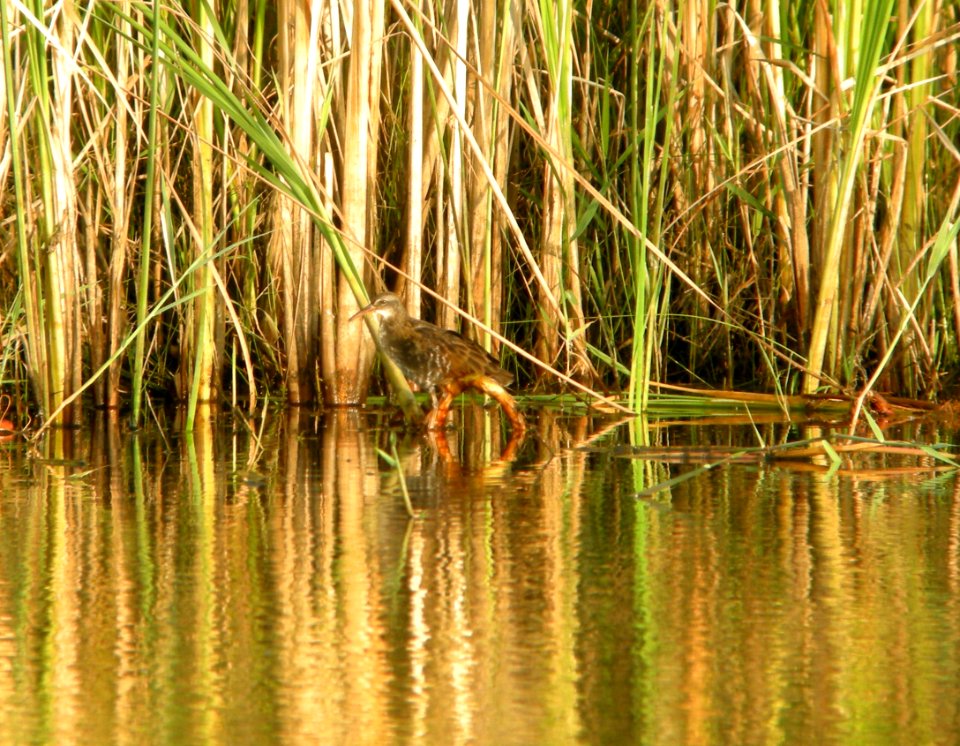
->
[0,0,958,428]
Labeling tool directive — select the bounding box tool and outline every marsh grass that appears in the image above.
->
[1,0,958,430]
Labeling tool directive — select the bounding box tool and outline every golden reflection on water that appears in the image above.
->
[0,410,958,744]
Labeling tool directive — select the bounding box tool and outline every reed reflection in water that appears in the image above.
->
[0,409,958,744]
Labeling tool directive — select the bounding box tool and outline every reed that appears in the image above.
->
[803,0,897,394]
[130,0,163,424]
[0,0,958,428]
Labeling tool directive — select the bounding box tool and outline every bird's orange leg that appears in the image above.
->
[463,375,526,433]
[424,376,526,433]
[424,382,464,430]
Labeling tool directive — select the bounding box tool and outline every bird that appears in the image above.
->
[351,292,525,432]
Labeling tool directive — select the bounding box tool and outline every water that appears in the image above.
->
[0,407,958,745]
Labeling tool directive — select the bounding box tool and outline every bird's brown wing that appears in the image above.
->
[422,323,513,387]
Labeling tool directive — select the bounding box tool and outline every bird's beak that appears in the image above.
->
[349,301,377,322]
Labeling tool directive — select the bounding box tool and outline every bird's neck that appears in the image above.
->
[378,314,410,338]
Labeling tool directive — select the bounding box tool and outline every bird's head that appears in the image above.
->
[349,292,408,323]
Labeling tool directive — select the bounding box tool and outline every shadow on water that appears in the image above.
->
[0,406,959,744]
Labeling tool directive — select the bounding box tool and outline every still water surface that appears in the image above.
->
[0,408,958,745]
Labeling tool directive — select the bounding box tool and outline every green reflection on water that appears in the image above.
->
[0,410,957,745]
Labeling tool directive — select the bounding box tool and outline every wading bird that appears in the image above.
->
[351,293,525,432]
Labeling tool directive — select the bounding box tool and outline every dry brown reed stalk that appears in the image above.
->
[184,5,220,426]
[103,2,133,410]
[464,0,509,351]
[436,0,467,332]
[403,0,425,317]
[5,7,132,426]
[527,0,595,384]
[333,0,383,403]
[268,0,320,404]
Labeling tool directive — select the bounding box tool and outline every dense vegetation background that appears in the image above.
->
[1,0,958,427]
